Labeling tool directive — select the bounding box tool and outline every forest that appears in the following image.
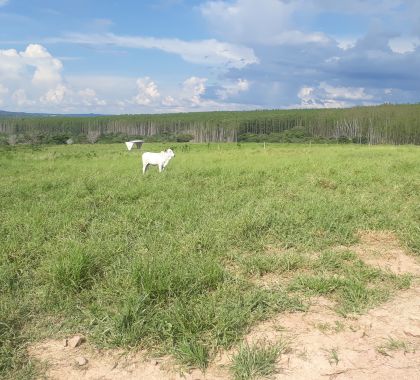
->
[0,103,419,145]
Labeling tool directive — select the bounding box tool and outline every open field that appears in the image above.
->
[1,143,419,379]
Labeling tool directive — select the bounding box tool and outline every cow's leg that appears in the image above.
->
[158,164,162,173]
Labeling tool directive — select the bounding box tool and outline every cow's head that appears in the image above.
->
[166,148,175,158]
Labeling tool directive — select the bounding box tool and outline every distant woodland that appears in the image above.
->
[1,104,419,145]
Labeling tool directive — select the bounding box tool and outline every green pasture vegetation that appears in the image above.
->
[231,341,288,380]
[1,143,419,378]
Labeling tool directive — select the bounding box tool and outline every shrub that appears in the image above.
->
[337,135,352,144]
[176,134,194,142]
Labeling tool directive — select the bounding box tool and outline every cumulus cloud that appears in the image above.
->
[12,89,34,106]
[132,77,160,105]
[118,75,258,113]
[307,0,406,15]
[168,76,258,111]
[200,0,331,46]
[319,82,373,100]
[181,76,207,106]
[336,37,357,50]
[0,83,8,104]
[162,95,176,107]
[48,32,259,69]
[216,78,250,100]
[0,83,8,93]
[0,44,111,111]
[296,82,373,108]
[0,44,63,89]
[388,36,420,54]
[78,88,107,106]
[21,44,63,87]
[40,84,67,104]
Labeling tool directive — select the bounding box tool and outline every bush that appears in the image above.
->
[238,126,314,143]
[47,134,71,145]
[176,134,194,143]
[337,135,352,144]
[352,136,369,144]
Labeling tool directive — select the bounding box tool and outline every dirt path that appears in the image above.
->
[29,231,420,380]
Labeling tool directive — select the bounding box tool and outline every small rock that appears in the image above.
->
[404,328,420,338]
[75,356,88,366]
[63,339,68,347]
[68,335,85,348]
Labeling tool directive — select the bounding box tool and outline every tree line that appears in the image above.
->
[0,103,419,145]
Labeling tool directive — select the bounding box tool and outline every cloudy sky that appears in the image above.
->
[0,0,419,114]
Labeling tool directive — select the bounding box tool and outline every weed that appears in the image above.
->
[376,337,413,356]
[231,340,287,380]
[325,347,340,365]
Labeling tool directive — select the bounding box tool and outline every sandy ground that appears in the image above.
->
[29,231,420,380]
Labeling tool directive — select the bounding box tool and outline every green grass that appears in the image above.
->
[376,337,414,356]
[325,347,340,365]
[1,143,419,378]
[231,341,287,380]
[288,250,412,314]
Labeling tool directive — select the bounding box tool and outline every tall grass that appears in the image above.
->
[0,143,419,377]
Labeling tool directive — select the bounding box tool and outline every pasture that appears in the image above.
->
[1,143,419,379]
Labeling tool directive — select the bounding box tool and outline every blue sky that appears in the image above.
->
[0,0,419,114]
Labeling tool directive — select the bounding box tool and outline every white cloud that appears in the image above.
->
[296,82,373,108]
[319,82,373,100]
[22,44,63,87]
[200,0,330,46]
[48,33,259,69]
[0,48,24,81]
[78,88,107,106]
[307,0,405,15]
[0,83,8,94]
[336,37,357,50]
[0,83,8,105]
[167,76,259,111]
[0,44,63,88]
[132,77,160,105]
[389,37,420,54]
[12,88,34,106]
[120,75,257,113]
[216,78,249,99]
[182,76,207,106]
[40,84,67,104]
[162,95,176,106]
[0,43,258,113]
[0,0,9,6]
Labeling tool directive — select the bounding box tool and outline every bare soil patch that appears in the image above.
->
[28,340,229,380]
[244,285,420,379]
[347,230,420,276]
[29,231,420,379]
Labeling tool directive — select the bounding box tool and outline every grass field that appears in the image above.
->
[1,143,419,378]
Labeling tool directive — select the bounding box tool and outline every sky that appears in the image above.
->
[0,0,420,114]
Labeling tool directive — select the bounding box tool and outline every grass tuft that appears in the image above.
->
[376,337,413,356]
[231,341,287,380]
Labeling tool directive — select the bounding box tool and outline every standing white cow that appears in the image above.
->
[142,148,175,174]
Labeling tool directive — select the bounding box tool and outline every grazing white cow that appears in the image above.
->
[142,148,175,174]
